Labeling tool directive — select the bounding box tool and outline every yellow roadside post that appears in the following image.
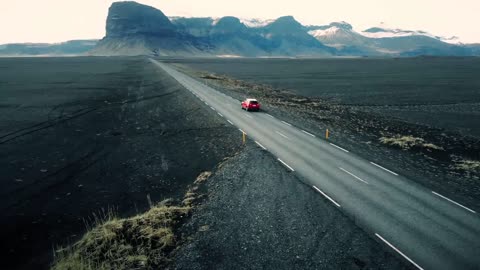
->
[242,131,246,144]
[326,129,329,139]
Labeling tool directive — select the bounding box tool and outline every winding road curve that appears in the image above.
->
[151,59,480,270]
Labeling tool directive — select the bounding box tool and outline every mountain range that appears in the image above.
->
[0,40,98,56]
[2,1,479,57]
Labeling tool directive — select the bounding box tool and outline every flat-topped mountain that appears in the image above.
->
[2,1,479,57]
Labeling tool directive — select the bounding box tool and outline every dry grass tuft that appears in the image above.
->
[200,74,223,80]
[52,170,215,270]
[454,159,480,172]
[194,171,212,184]
[51,202,191,270]
[380,135,444,151]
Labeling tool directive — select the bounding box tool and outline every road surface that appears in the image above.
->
[151,59,480,270]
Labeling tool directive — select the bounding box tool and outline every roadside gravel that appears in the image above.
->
[173,143,410,270]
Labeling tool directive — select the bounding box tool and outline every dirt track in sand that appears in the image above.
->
[0,57,242,269]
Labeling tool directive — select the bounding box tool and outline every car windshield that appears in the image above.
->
[249,101,258,104]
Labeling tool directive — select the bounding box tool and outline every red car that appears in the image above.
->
[241,98,261,111]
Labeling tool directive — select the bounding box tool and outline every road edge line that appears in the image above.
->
[255,141,267,150]
[329,143,349,153]
[277,158,294,172]
[312,185,341,207]
[370,162,398,176]
[432,191,476,213]
[375,233,424,270]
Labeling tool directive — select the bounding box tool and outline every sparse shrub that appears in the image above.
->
[51,202,191,270]
[454,159,480,172]
[380,135,444,151]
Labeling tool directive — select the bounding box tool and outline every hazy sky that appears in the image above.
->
[1,0,479,44]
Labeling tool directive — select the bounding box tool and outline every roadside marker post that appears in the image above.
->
[242,131,246,144]
[326,129,329,139]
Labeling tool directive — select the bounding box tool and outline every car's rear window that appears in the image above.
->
[250,101,258,104]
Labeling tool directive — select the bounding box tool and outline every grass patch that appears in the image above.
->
[454,159,480,172]
[380,135,444,151]
[200,74,223,80]
[52,202,190,270]
[52,171,214,270]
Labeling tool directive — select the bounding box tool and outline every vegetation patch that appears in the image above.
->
[52,171,214,270]
[379,135,444,151]
[454,159,480,172]
[200,73,223,80]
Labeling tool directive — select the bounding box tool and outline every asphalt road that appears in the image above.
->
[151,59,480,270]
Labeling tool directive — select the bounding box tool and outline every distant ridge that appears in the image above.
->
[0,40,98,56]
[2,1,479,57]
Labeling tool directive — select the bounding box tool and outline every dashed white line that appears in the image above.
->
[432,191,476,213]
[329,143,349,153]
[312,186,341,207]
[370,162,398,176]
[266,114,274,118]
[339,167,369,184]
[227,120,234,125]
[239,129,246,134]
[301,130,316,137]
[217,113,223,117]
[281,120,292,127]
[210,106,216,111]
[275,131,290,139]
[244,113,253,119]
[375,234,424,270]
[277,158,294,171]
[204,102,208,105]
[255,141,267,150]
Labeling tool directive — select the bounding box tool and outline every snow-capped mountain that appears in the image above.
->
[361,27,462,44]
[304,22,471,56]
[239,18,275,28]
[7,1,472,57]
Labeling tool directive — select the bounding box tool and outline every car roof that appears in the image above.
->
[246,98,258,102]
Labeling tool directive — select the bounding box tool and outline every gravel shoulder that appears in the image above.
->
[173,143,410,270]
[170,62,480,212]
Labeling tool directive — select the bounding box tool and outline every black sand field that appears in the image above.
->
[169,58,480,214]
[0,57,410,270]
[167,57,480,137]
[0,57,243,269]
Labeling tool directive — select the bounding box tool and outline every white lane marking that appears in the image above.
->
[432,191,476,214]
[277,158,294,171]
[239,129,246,134]
[244,113,253,119]
[227,120,234,125]
[312,186,341,207]
[275,131,290,140]
[255,141,267,150]
[210,106,216,111]
[370,162,398,176]
[204,102,208,105]
[266,114,275,118]
[375,234,424,270]
[301,130,316,137]
[217,113,223,117]
[281,120,292,127]
[329,143,349,153]
[339,167,369,184]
